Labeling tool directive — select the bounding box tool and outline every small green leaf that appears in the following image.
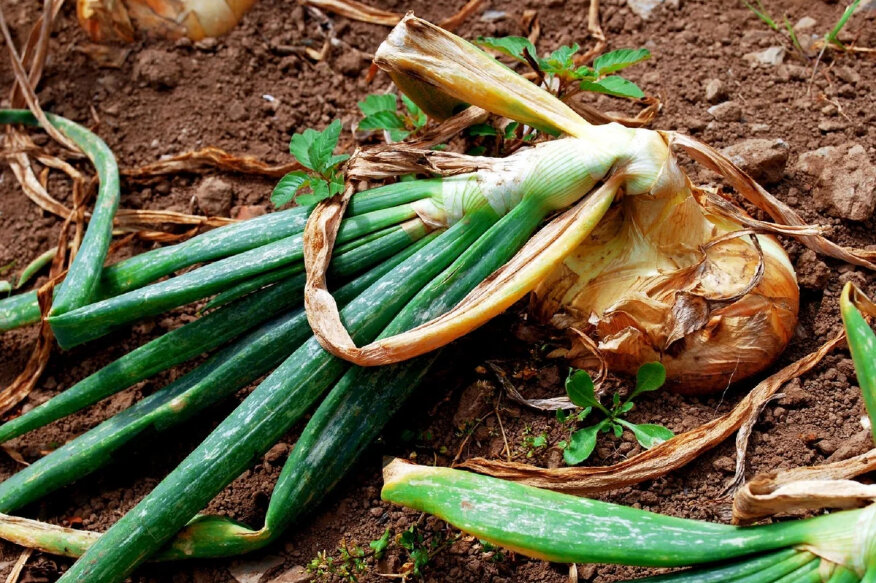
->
[328,172,346,197]
[572,65,597,81]
[468,123,499,137]
[359,111,407,131]
[0,281,11,295]
[402,94,428,128]
[474,36,537,63]
[296,178,330,205]
[620,420,674,449]
[593,48,651,76]
[309,119,344,174]
[579,76,645,99]
[410,548,430,574]
[576,406,592,421]
[370,528,391,558]
[430,143,447,151]
[612,392,621,408]
[563,422,604,465]
[289,128,320,170]
[399,528,416,550]
[631,361,667,400]
[618,401,634,415]
[503,121,520,140]
[565,369,600,410]
[612,422,623,438]
[358,94,398,116]
[541,44,580,75]
[388,128,411,142]
[555,409,569,423]
[270,171,308,207]
[531,434,547,448]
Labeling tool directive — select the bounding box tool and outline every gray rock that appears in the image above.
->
[793,16,817,31]
[742,46,786,67]
[626,0,665,19]
[721,138,790,185]
[195,176,234,216]
[795,143,876,221]
[707,101,742,122]
[704,78,727,104]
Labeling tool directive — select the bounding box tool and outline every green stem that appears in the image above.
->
[0,223,425,443]
[627,549,802,582]
[57,207,498,582]
[840,284,876,444]
[0,236,433,513]
[47,203,420,348]
[381,462,861,568]
[0,110,120,316]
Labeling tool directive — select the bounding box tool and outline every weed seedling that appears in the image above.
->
[474,36,650,100]
[271,119,349,207]
[357,93,428,142]
[557,362,674,465]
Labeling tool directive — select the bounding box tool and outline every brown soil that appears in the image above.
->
[1,0,875,581]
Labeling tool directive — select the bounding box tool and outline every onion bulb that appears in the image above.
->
[77,0,256,42]
[533,183,799,395]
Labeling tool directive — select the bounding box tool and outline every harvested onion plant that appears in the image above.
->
[0,13,870,583]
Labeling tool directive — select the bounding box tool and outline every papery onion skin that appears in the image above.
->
[77,0,256,42]
[534,185,799,395]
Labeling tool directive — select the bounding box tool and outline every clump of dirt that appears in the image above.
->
[1,0,875,581]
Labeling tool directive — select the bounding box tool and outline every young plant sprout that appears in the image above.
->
[0,13,871,583]
[559,363,673,465]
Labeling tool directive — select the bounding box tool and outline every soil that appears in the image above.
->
[1,0,875,581]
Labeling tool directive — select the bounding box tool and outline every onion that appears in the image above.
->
[77,0,256,42]
[533,183,799,394]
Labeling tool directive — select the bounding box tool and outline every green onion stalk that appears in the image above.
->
[381,459,874,582]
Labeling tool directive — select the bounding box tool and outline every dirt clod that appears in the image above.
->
[133,49,183,88]
[795,143,876,221]
[196,176,235,216]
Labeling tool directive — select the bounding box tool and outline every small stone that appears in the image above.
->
[743,46,786,67]
[777,378,809,407]
[794,16,817,31]
[712,456,735,473]
[720,138,789,185]
[154,180,171,195]
[195,176,235,216]
[133,49,182,89]
[264,442,290,464]
[232,204,268,220]
[707,101,742,122]
[750,123,770,133]
[265,566,311,583]
[795,249,830,289]
[815,439,839,456]
[194,37,219,52]
[228,102,248,122]
[704,78,727,104]
[795,143,876,221]
[229,555,285,583]
[818,120,847,133]
[626,0,666,19]
[334,51,366,77]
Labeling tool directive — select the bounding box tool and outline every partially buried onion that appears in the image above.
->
[77,0,256,42]
[533,182,798,395]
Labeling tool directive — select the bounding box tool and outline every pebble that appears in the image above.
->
[720,138,789,185]
[707,101,742,122]
[265,566,311,583]
[195,176,235,216]
[133,49,182,89]
[626,0,668,20]
[228,101,249,122]
[703,78,727,104]
[794,16,817,31]
[742,46,786,67]
[712,456,735,473]
[228,555,284,583]
[795,143,876,221]
[334,50,366,77]
[232,204,268,220]
[264,442,290,464]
